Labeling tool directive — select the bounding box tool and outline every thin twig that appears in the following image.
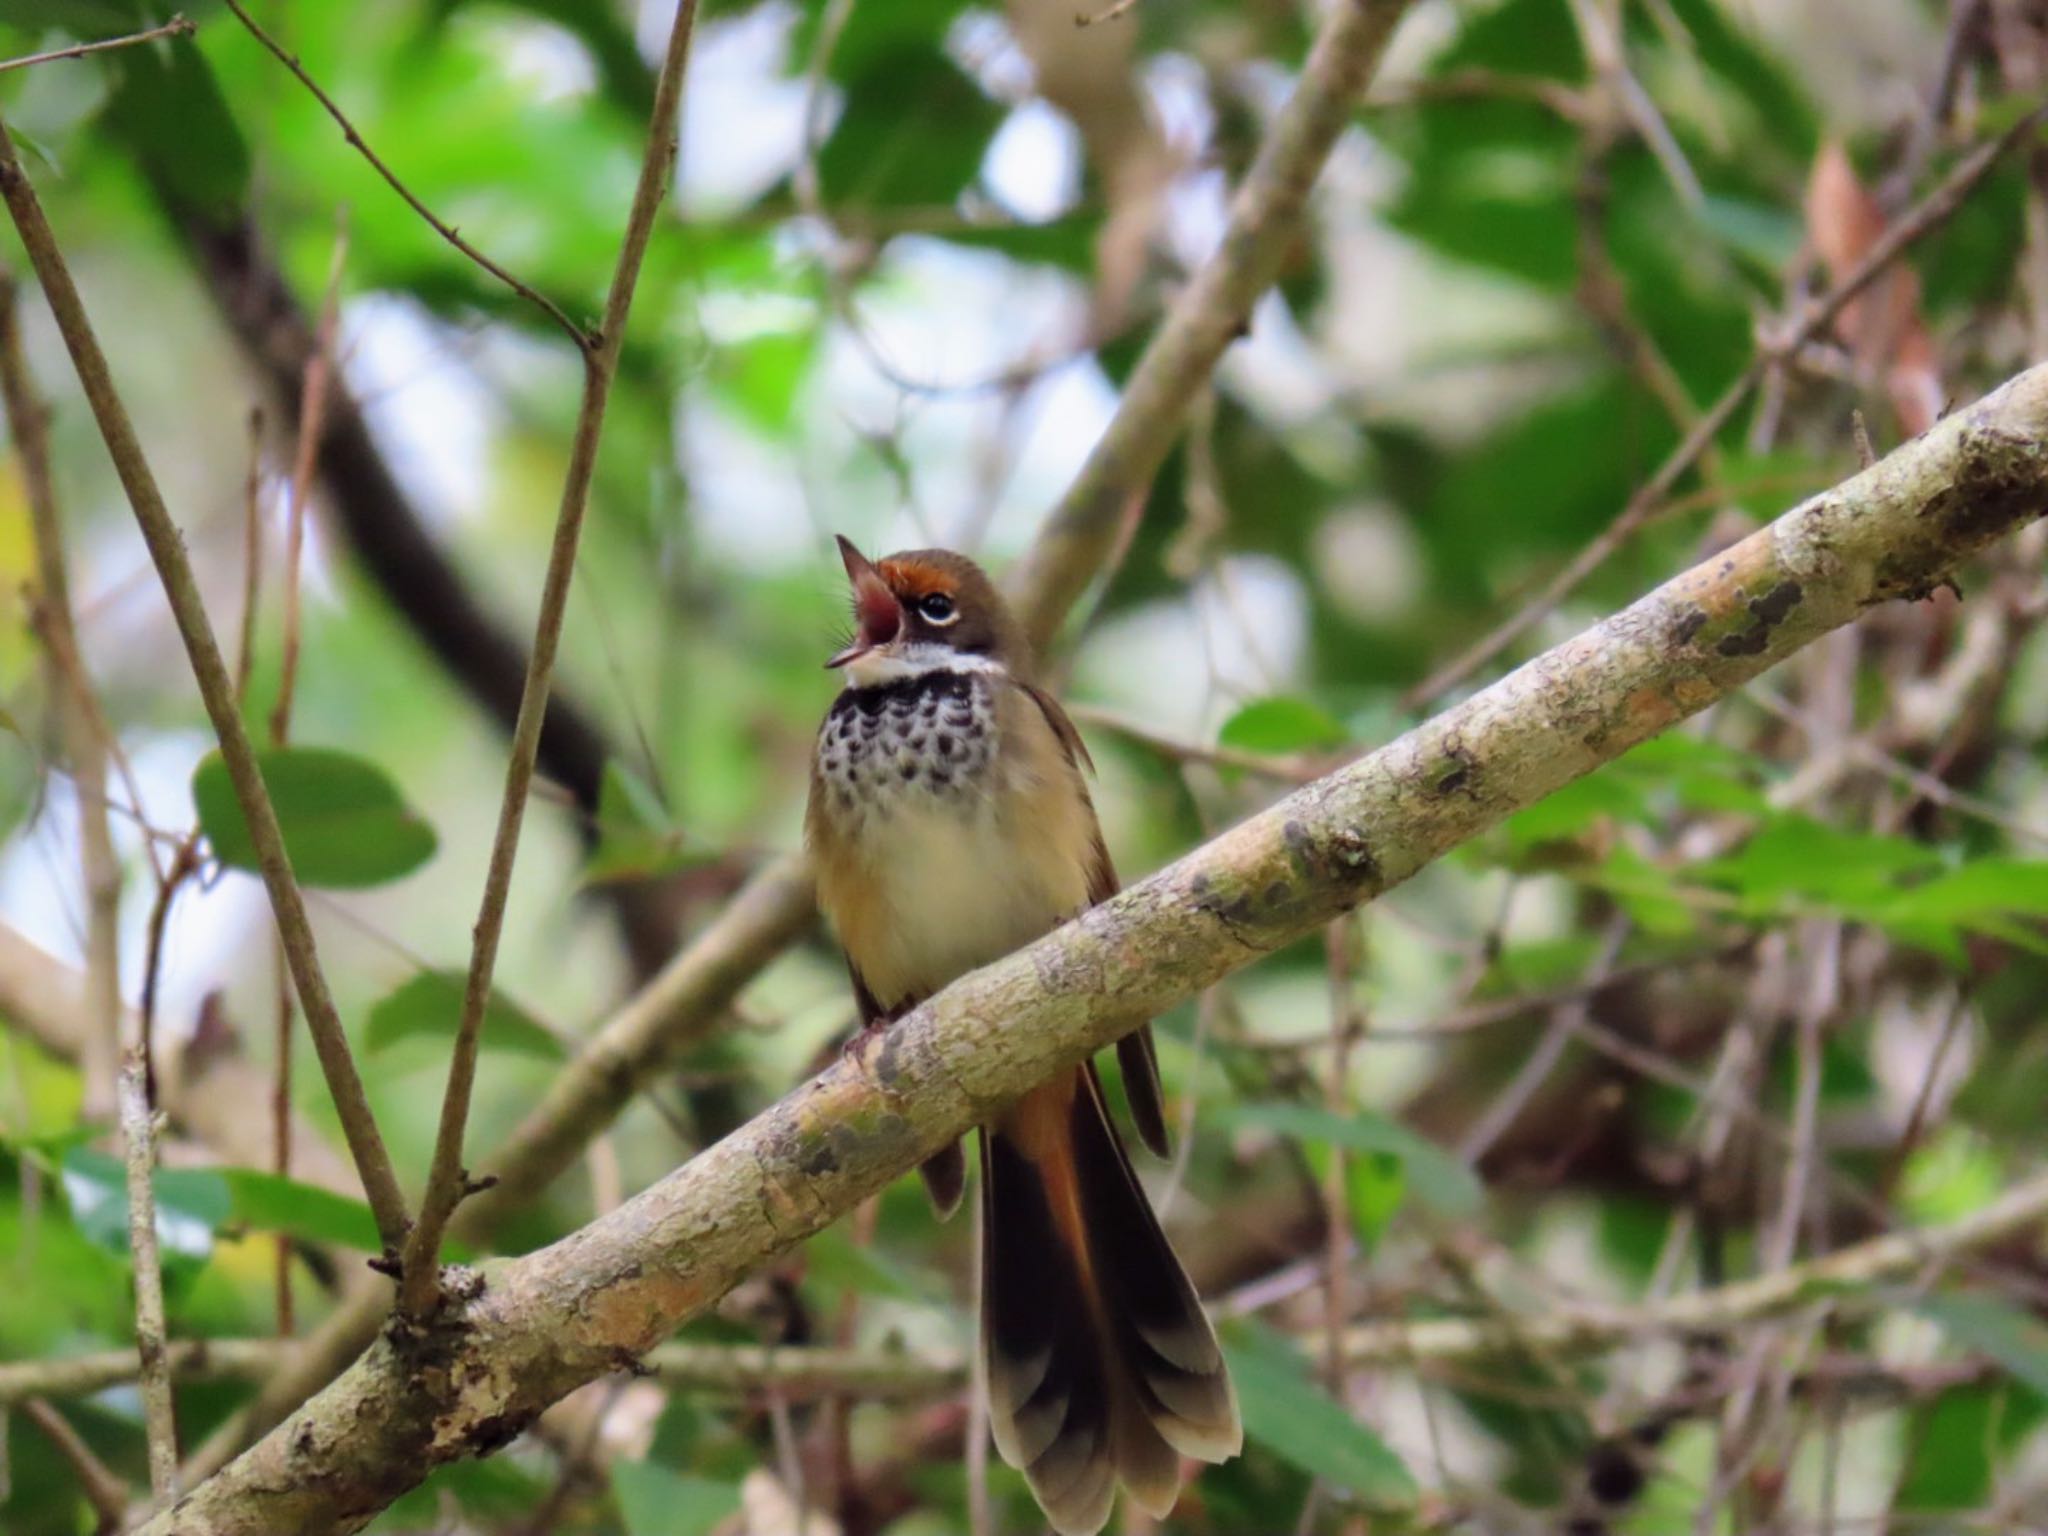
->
[271,211,347,747]
[1457,917,1630,1165]
[1076,0,1143,25]
[0,1338,961,1406]
[0,14,192,74]
[0,273,124,1120]
[1321,918,1362,1395]
[264,214,348,1335]
[395,0,704,1318]
[0,108,413,1255]
[135,836,201,1106]
[217,0,591,352]
[1405,103,2048,707]
[20,1399,128,1529]
[119,1052,179,1499]
[234,407,264,707]
[1064,701,1323,781]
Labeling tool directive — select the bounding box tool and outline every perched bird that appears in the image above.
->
[806,537,1241,1536]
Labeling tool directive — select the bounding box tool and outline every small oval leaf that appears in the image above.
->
[1219,697,1349,756]
[1216,1101,1483,1218]
[1225,1321,1416,1504]
[364,971,564,1061]
[192,746,437,889]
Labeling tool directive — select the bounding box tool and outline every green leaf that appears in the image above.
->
[816,46,1001,209]
[103,32,250,221]
[1218,697,1348,756]
[1695,816,1942,911]
[218,1169,382,1253]
[718,325,819,437]
[192,746,437,889]
[364,971,564,1061]
[611,1462,743,1536]
[0,0,146,34]
[1223,1321,1416,1504]
[426,0,654,119]
[1344,1151,1406,1251]
[1918,1293,2048,1400]
[1215,1102,1482,1218]
[584,761,698,885]
[59,1147,230,1262]
[1501,769,1649,849]
[793,0,976,84]
[1879,860,2048,925]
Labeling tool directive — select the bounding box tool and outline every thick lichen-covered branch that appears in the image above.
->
[143,366,2048,1535]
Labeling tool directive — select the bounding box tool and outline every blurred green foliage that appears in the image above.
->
[1,0,2047,1532]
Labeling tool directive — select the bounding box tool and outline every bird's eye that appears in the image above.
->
[918,593,958,625]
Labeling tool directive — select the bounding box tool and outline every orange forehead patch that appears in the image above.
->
[877,557,959,599]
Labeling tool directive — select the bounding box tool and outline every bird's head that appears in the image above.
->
[826,536,1024,685]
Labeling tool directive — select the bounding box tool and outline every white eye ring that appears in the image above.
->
[919,594,959,625]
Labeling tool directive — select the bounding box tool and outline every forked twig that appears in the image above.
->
[395,0,705,1318]
[218,0,592,352]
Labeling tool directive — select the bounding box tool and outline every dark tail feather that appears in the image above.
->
[979,1069,1240,1536]
[1117,1025,1171,1158]
[918,1138,965,1218]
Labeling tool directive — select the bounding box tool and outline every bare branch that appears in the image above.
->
[144,361,2048,1534]
[2,1338,959,1407]
[271,212,347,749]
[0,110,412,1254]
[19,1399,128,1528]
[0,14,192,75]
[395,0,704,1318]
[119,1053,178,1499]
[1006,0,1418,651]
[217,0,590,350]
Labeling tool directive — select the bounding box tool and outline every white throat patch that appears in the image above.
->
[841,643,1007,691]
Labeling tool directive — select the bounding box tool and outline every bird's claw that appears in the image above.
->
[843,1019,887,1068]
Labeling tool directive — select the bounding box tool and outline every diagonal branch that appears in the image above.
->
[0,14,192,74]
[1404,102,2048,707]
[1006,0,1417,652]
[395,0,703,1319]
[144,362,2048,1535]
[20,1398,129,1528]
[218,0,590,350]
[0,113,412,1255]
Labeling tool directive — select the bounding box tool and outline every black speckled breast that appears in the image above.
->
[815,669,999,822]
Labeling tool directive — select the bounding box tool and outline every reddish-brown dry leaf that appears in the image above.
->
[1803,142,1942,435]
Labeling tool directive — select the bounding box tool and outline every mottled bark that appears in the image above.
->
[144,367,2048,1534]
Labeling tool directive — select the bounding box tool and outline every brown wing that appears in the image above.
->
[1021,683,1172,1160]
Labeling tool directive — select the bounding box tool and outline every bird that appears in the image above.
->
[805,535,1241,1536]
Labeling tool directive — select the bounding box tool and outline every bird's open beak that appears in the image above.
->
[826,535,903,669]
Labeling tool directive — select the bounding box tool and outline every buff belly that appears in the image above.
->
[810,670,1093,1010]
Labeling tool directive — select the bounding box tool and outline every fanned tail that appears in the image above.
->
[979,1068,1240,1536]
